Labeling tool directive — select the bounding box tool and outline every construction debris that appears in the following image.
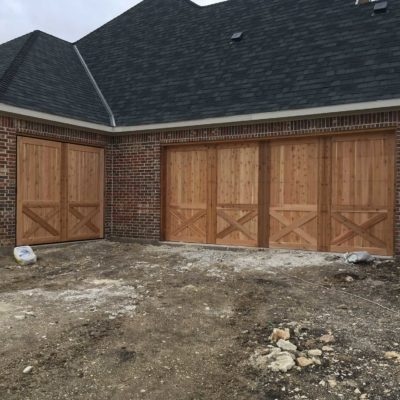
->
[344,251,374,264]
[14,246,37,266]
[384,352,400,363]
[319,334,336,344]
[23,366,33,374]
[269,328,290,342]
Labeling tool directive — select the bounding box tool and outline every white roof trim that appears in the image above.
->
[0,103,109,131]
[1,99,400,134]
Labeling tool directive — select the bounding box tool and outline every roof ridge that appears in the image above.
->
[33,30,72,44]
[0,31,40,98]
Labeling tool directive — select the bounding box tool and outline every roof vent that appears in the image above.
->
[373,1,388,13]
[231,32,244,42]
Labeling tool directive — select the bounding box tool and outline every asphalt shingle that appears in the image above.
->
[0,31,110,125]
[1,0,400,127]
[0,33,32,90]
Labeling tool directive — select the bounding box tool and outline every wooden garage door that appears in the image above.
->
[216,143,259,246]
[165,146,208,243]
[164,143,260,246]
[164,132,394,255]
[17,137,62,245]
[17,137,104,246]
[269,139,319,251]
[66,144,104,241]
[330,134,394,256]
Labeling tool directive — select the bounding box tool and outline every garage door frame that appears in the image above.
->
[161,128,396,255]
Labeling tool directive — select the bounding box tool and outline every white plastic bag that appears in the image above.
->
[14,246,37,266]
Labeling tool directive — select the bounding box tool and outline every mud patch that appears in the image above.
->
[0,241,398,400]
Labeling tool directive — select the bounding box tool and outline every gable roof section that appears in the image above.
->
[1,0,400,129]
[0,31,110,125]
[76,0,400,127]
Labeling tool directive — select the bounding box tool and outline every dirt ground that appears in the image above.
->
[0,241,399,400]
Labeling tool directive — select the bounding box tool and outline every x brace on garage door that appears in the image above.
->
[163,132,395,256]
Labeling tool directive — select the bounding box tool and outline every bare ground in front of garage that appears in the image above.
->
[0,241,399,400]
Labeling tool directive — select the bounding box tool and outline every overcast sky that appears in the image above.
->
[0,0,225,44]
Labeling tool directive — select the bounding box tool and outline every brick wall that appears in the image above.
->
[1,111,400,256]
[0,115,109,247]
[0,117,16,245]
[109,141,161,240]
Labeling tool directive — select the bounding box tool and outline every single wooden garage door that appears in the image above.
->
[330,134,394,256]
[216,143,259,247]
[165,143,259,246]
[165,145,208,243]
[269,139,319,251]
[17,137,104,246]
[164,133,394,255]
[66,144,104,242]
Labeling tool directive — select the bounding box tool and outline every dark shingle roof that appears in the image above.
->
[0,31,110,125]
[0,33,32,86]
[1,0,400,127]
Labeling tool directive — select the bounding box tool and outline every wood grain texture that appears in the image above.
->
[269,139,319,251]
[17,137,62,245]
[330,133,394,255]
[258,142,270,247]
[66,144,104,241]
[216,143,259,246]
[161,133,396,255]
[207,146,217,243]
[165,146,208,243]
[17,137,104,245]
[317,138,332,251]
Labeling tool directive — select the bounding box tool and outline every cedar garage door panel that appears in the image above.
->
[216,143,259,247]
[330,134,394,256]
[67,144,104,241]
[165,146,208,244]
[164,133,394,255]
[17,137,62,245]
[269,139,319,251]
[17,137,104,246]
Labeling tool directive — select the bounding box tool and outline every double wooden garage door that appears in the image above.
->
[17,137,104,246]
[165,133,395,256]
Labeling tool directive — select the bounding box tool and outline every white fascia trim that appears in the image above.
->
[1,98,400,134]
[113,99,400,133]
[0,103,109,132]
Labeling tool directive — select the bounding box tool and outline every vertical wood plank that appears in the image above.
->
[385,133,395,256]
[317,137,331,252]
[98,147,105,239]
[60,143,68,242]
[207,145,217,244]
[258,141,270,248]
